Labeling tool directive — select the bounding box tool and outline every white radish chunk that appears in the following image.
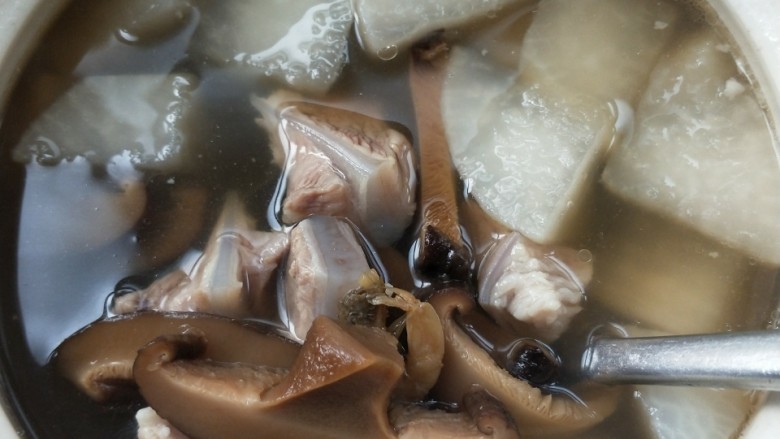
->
[521,0,681,101]
[634,386,756,439]
[452,79,616,243]
[13,74,196,171]
[442,47,515,158]
[352,0,532,60]
[197,0,352,94]
[445,0,681,243]
[602,27,780,265]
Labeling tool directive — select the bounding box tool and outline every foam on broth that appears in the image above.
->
[0,0,778,437]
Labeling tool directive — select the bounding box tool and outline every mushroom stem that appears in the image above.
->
[429,288,621,436]
[460,198,512,264]
[410,36,472,283]
[455,311,561,386]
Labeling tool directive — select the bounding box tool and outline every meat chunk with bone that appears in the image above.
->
[113,194,288,318]
[256,95,417,246]
[284,216,372,341]
[478,232,590,342]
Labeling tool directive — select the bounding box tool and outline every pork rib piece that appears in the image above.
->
[478,232,590,342]
[257,95,417,246]
[113,194,288,319]
[284,216,371,341]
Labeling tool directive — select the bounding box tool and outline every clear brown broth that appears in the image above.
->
[0,0,778,438]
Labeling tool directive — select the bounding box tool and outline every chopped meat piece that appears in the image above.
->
[112,194,288,318]
[136,407,190,439]
[478,232,589,342]
[112,269,192,314]
[282,151,353,220]
[256,96,417,246]
[284,216,371,341]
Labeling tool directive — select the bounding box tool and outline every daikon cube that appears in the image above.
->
[602,27,780,265]
[13,74,196,170]
[196,0,352,94]
[521,0,680,102]
[352,0,531,59]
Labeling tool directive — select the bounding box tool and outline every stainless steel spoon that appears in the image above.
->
[580,330,780,390]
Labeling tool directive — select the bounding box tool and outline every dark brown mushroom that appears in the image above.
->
[429,288,621,437]
[51,312,299,402]
[391,388,521,438]
[133,316,404,439]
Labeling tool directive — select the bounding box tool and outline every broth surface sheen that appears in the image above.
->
[0,0,778,438]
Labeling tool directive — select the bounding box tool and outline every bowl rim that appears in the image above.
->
[0,0,73,436]
[0,0,778,437]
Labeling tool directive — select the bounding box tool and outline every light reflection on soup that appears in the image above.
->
[0,0,778,438]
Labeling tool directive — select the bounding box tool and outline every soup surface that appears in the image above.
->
[1,0,779,438]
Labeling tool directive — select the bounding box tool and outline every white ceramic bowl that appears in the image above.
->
[0,0,779,437]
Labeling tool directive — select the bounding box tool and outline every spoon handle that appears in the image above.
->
[581,331,780,390]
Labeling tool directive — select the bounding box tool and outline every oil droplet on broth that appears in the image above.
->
[577,248,593,263]
[376,45,398,61]
[115,28,141,44]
